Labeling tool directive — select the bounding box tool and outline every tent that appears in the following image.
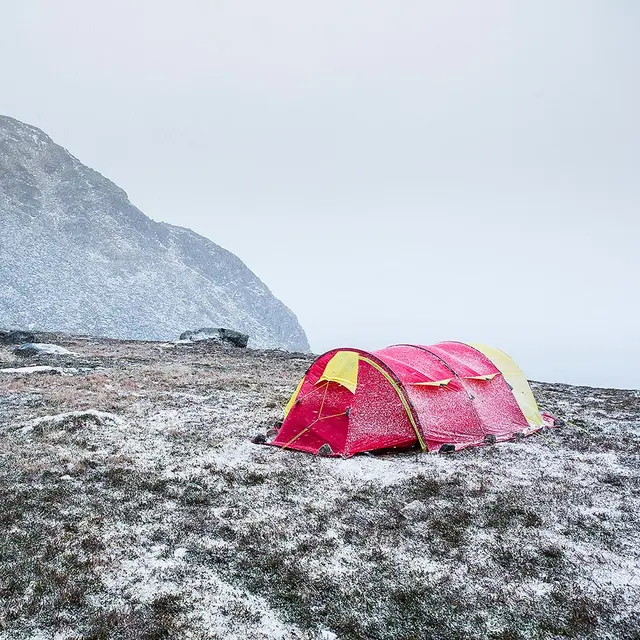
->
[271,342,554,457]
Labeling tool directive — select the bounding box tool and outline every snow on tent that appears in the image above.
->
[271,342,555,457]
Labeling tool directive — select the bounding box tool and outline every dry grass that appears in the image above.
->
[0,335,638,639]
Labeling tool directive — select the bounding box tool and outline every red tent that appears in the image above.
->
[271,342,553,457]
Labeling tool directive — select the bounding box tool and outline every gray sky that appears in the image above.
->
[2,0,639,388]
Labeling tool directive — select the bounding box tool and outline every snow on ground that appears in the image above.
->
[0,334,638,639]
[13,343,78,356]
[0,365,77,375]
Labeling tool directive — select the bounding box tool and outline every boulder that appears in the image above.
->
[14,343,76,358]
[179,327,249,348]
[0,330,36,345]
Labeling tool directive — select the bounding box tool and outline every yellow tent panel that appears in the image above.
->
[283,377,304,418]
[318,350,359,393]
[469,343,543,427]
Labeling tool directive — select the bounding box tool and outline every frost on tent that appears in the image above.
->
[270,342,553,457]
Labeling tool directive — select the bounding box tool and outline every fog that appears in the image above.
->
[2,0,638,388]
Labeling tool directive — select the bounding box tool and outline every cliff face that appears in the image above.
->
[0,115,309,351]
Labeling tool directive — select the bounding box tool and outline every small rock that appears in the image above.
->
[401,499,428,519]
[318,443,333,457]
[439,443,456,454]
[266,428,279,438]
[179,327,249,348]
[251,433,267,444]
[0,330,36,345]
[66,461,86,475]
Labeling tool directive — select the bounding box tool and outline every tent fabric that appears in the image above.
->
[469,343,543,427]
[283,377,304,418]
[317,350,359,393]
[271,342,548,457]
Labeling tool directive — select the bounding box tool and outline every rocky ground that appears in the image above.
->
[0,335,638,640]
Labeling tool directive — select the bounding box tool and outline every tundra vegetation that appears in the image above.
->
[0,335,638,639]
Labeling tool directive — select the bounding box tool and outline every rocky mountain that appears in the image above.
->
[0,115,309,351]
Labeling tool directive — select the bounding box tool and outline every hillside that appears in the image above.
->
[0,115,308,351]
[0,336,638,639]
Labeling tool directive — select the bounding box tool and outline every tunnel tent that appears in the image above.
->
[271,342,551,457]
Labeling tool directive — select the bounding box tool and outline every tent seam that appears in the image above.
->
[393,344,488,443]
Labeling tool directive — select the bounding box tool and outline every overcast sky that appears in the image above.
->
[2,1,638,388]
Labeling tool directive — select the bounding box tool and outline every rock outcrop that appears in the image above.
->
[0,115,309,351]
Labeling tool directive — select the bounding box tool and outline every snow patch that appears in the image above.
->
[0,365,78,375]
[16,343,78,356]
[20,409,125,434]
